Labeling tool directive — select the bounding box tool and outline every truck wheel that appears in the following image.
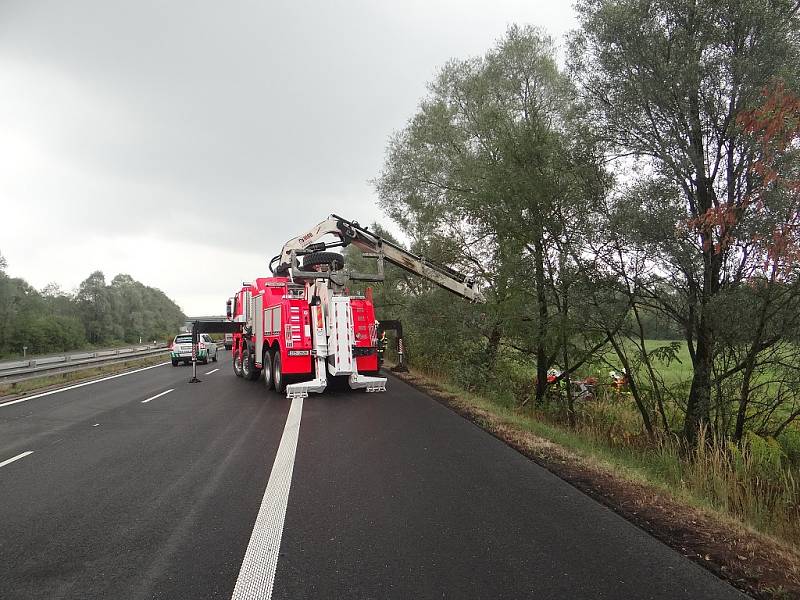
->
[274,352,286,394]
[241,345,252,379]
[263,350,275,390]
[233,350,243,377]
[301,251,345,271]
[242,342,260,381]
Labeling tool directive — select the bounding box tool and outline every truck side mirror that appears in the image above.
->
[226,299,232,319]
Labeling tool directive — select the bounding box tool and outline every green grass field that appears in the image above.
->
[581,339,692,386]
[628,339,692,385]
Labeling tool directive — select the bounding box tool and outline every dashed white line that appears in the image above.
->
[141,389,174,404]
[0,362,170,408]
[0,451,34,469]
[231,397,303,600]
[204,368,220,375]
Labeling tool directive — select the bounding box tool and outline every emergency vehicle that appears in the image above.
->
[225,215,483,399]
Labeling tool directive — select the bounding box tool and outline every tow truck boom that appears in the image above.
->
[270,214,484,303]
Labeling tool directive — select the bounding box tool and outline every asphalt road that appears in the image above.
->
[0,351,747,599]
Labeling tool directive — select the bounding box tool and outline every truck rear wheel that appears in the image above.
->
[273,352,286,394]
[233,349,243,377]
[241,342,260,381]
[263,350,275,390]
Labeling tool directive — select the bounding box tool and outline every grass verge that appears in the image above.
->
[394,367,800,600]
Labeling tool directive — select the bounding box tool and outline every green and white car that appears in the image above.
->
[170,333,218,366]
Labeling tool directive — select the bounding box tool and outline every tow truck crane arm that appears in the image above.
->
[270,214,484,303]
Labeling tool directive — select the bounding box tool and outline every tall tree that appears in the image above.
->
[377,25,607,398]
[77,271,113,344]
[571,0,800,442]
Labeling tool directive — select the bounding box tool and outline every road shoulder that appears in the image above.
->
[392,369,800,600]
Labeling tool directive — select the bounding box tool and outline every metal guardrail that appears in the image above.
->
[0,344,171,384]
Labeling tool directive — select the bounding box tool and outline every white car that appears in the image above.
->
[170,333,218,366]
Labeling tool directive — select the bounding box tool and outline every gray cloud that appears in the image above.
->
[0,0,576,314]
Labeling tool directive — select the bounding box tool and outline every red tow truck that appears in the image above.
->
[225,215,483,399]
[227,277,381,394]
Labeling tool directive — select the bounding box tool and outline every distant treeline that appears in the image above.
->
[0,253,185,358]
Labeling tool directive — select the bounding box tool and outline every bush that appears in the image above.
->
[778,428,800,467]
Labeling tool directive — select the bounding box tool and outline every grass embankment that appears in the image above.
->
[0,354,170,398]
[396,366,800,599]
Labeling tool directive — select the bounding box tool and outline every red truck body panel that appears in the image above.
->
[351,297,379,373]
[230,277,378,380]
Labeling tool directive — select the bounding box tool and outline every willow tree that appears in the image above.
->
[376,25,607,400]
[571,0,800,442]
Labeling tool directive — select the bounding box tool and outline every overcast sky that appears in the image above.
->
[0,0,576,315]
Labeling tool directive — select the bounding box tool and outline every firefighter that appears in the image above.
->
[609,369,628,399]
[546,367,567,398]
[376,320,387,367]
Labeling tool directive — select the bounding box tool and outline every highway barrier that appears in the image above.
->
[0,344,171,384]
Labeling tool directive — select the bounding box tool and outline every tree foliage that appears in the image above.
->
[377,25,609,400]
[376,6,800,444]
[570,0,800,442]
[0,257,185,357]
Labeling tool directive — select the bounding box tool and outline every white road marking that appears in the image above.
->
[0,362,170,409]
[204,368,220,375]
[141,389,174,404]
[0,451,34,469]
[93,423,100,427]
[231,397,303,600]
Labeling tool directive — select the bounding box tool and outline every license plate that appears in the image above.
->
[288,350,310,356]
